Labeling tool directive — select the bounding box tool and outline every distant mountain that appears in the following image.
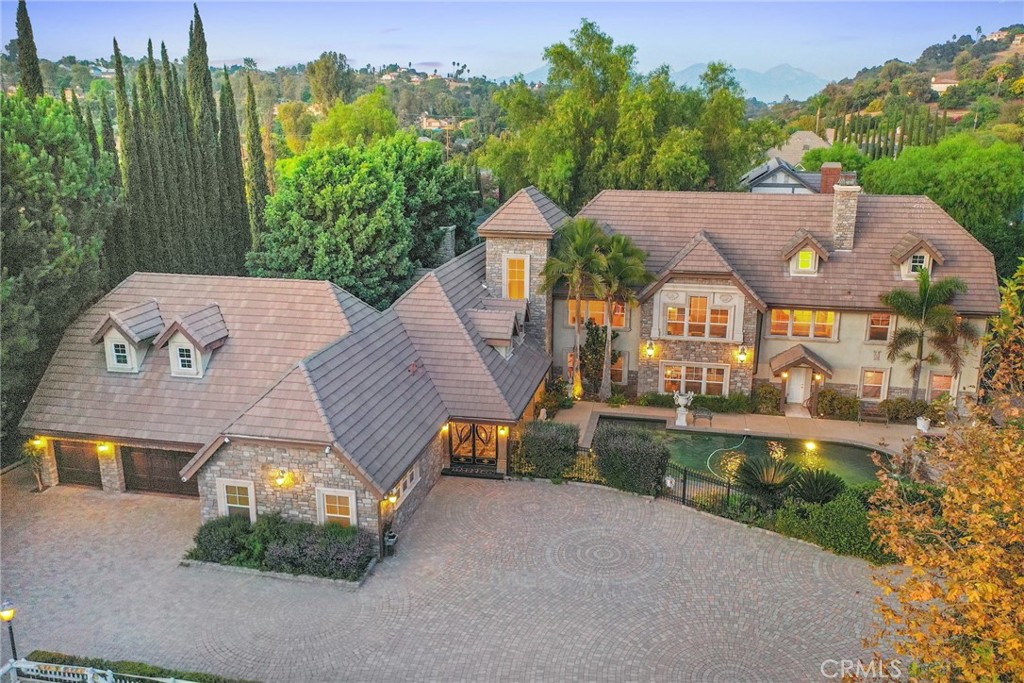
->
[495,66,550,85]
[670,63,828,102]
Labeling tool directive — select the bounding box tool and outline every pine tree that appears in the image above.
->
[68,91,84,128]
[243,74,270,252]
[186,6,222,272]
[15,0,43,98]
[217,68,248,274]
[84,107,100,161]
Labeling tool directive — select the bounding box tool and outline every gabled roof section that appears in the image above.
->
[479,297,530,323]
[468,308,520,345]
[220,365,334,445]
[890,232,946,265]
[476,186,569,238]
[153,303,229,352]
[739,157,820,193]
[89,298,163,345]
[781,229,830,262]
[641,231,767,311]
[768,344,833,379]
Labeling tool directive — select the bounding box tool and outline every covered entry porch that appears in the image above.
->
[768,344,833,416]
[441,420,513,480]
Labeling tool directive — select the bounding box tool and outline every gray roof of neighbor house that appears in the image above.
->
[766,130,831,167]
[180,244,551,495]
[740,157,823,192]
[578,190,1000,315]
[476,185,570,238]
[21,273,378,449]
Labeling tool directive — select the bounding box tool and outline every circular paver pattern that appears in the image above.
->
[545,526,666,584]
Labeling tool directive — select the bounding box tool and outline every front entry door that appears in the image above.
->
[786,367,811,404]
[449,423,498,467]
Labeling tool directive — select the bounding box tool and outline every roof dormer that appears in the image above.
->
[152,303,229,379]
[891,232,945,280]
[468,307,523,359]
[781,229,829,276]
[89,298,163,373]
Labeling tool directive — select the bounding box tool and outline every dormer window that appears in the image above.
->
[781,229,827,277]
[910,252,928,273]
[175,345,196,374]
[112,343,129,366]
[793,249,818,275]
[152,303,229,380]
[892,233,944,280]
[91,298,163,374]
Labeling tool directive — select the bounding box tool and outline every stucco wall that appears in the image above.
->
[754,310,986,401]
[551,297,641,383]
[485,237,551,351]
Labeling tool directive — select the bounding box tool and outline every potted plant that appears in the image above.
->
[916,414,932,433]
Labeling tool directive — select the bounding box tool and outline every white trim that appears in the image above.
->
[169,334,202,378]
[864,311,894,343]
[102,329,142,373]
[389,462,421,508]
[926,370,956,402]
[316,486,358,527]
[566,300,628,330]
[658,361,730,397]
[858,367,889,401]
[216,477,256,523]
[901,252,932,280]
[661,295,733,341]
[503,254,530,300]
[789,249,819,276]
[766,308,839,341]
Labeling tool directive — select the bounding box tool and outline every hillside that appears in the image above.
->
[672,63,827,102]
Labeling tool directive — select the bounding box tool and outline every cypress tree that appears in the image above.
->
[243,74,270,253]
[68,91,84,128]
[139,42,174,271]
[99,91,120,185]
[113,39,148,266]
[130,81,159,266]
[163,45,202,273]
[941,110,948,138]
[84,107,100,161]
[15,0,44,98]
[217,68,248,274]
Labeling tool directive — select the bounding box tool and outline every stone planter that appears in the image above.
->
[917,416,932,433]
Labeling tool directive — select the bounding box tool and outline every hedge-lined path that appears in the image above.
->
[557,399,922,452]
[2,465,881,682]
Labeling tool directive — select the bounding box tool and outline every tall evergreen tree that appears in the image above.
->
[140,40,175,271]
[98,91,120,185]
[130,81,160,266]
[217,67,248,274]
[15,0,43,98]
[162,44,202,273]
[84,107,100,161]
[68,91,84,128]
[243,74,269,252]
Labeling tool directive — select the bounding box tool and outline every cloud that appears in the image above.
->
[379,27,400,34]
[415,61,445,69]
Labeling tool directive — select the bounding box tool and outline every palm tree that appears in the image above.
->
[593,234,653,401]
[539,218,608,399]
[880,269,980,401]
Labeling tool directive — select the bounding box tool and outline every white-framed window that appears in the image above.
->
[112,342,129,366]
[216,478,256,523]
[859,368,888,401]
[389,462,421,507]
[170,341,200,377]
[768,308,837,340]
[103,332,141,373]
[866,312,893,342]
[928,372,954,401]
[567,300,627,328]
[611,353,627,384]
[902,252,932,280]
[316,487,357,527]
[664,296,730,339]
[792,249,819,275]
[660,362,728,396]
[504,255,529,300]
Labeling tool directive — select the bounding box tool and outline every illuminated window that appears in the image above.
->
[505,256,527,299]
[610,301,627,328]
[813,311,835,338]
[666,307,686,336]
[610,354,626,384]
[867,313,892,341]
[770,309,791,336]
[317,487,357,527]
[928,373,954,401]
[687,296,708,337]
[566,351,576,379]
[860,369,887,400]
[664,297,730,338]
[217,478,255,522]
[796,249,817,272]
[568,301,606,327]
[770,308,837,339]
[661,363,729,396]
[112,343,129,366]
[709,308,729,339]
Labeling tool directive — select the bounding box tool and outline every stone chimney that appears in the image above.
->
[438,225,456,265]
[820,162,842,194]
[831,180,860,251]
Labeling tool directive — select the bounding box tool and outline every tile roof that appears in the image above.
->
[476,185,570,238]
[766,130,831,167]
[89,298,164,345]
[768,344,834,378]
[781,229,829,262]
[579,190,999,315]
[153,303,229,352]
[21,274,375,449]
[467,308,519,344]
[740,157,821,193]
[479,297,530,323]
[890,231,945,265]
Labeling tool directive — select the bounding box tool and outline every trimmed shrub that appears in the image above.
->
[606,393,628,407]
[592,424,670,495]
[27,651,256,683]
[791,469,847,504]
[878,397,929,422]
[816,388,859,420]
[187,514,251,564]
[771,491,894,564]
[635,391,677,408]
[735,454,799,505]
[519,420,579,479]
[689,393,752,413]
[535,376,573,418]
[752,384,783,415]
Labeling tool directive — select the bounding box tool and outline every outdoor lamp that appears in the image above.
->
[737,346,748,363]
[0,600,17,660]
[781,371,789,379]
[805,441,817,451]
[275,469,288,486]
[645,340,655,358]
[96,442,112,455]
[498,426,508,437]
[387,492,398,505]
[30,437,44,448]
[814,373,823,381]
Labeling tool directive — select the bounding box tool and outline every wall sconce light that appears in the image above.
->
[498,426,508,437]
[781,371,789,379]
[737,345,748,363]
[96,442,112,455]
[275,469,289,486]
[440,423,449,435]
[30,437,45,448]
[814,373,823,381]
[387,491,398,505]
[645,340,655,358]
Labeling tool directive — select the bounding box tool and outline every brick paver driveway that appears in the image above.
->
[1,466,880,682]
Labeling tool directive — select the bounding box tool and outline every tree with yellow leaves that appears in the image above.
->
[866,259,1024,682]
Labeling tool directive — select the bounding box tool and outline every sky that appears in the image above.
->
[0,1,1021,81]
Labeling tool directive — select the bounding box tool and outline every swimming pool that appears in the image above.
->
[595,416,884,485]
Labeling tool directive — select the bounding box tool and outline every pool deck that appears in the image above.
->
[554,401,928,453]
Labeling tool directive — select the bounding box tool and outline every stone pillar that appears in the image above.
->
[98,446,126,492]
[438,225,456,265]
[38,441,59,488]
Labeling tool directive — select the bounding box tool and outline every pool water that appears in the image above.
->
[595,417,883,485]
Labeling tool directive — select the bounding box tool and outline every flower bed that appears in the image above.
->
[186,513,376,581]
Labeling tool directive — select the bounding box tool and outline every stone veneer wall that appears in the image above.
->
[636,280,760,396]
[99,447,126,492]
[485,237,551,352]
[380,434,446,536]
[38,441,59,488]
[197,442,380,538]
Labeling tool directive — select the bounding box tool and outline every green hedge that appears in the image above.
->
[752,384,783,415]
[26,651,255,683]
[635,391,677,408]
[878,397,929,422]
[816,388,859,420]
[689,393,752,413]
[591,424,669,495]
[770,491,895,564]
[518,420,579,479]
[187,513,376,581]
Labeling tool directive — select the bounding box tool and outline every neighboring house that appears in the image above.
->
[740,159,854,194]
[765,130,830,167]
[21,184,999,551]
[931,72,959,94]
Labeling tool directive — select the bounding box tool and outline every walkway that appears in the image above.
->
[1,465,882,682]
[556,400,923,451]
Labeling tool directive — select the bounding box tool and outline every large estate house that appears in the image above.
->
[21,181,1000,553]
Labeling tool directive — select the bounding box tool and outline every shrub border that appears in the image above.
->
[179,556,377,590]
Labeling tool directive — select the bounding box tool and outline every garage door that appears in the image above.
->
[54,440,102,488]
[121,447,199,496]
